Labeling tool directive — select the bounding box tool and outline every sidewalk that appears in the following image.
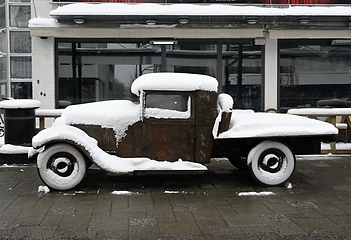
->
[1,157,351,239]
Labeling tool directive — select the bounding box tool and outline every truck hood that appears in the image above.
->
[214,110,338,139]
[53,100,141,143]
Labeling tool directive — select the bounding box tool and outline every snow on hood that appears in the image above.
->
[33,125,207,172]
[214,110,338,139]
[53,100,141,143]
[131,73,218,96]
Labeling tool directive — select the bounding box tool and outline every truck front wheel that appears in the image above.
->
[37,143,86,191]
[248,140,295,187]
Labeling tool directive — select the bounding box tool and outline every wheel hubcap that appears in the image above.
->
[46,152,76,177]
[259,149,284,173]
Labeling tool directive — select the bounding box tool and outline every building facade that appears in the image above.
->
[2,0,351,112]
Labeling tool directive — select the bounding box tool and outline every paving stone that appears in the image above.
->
[292,217,342,232]
[1,158,351,239]
[158,220,201,237]
[223,213,267,227]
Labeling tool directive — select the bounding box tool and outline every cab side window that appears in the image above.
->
[144,94,191,119]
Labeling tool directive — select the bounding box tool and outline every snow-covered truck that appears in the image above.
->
[31,73,338,190]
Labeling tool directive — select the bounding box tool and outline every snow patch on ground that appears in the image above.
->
[110,190,141,195]
[237,191,275,196]
[38,185,50,194]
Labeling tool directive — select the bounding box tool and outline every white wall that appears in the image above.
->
[264,38,278,111]
[31,0,58,109]
[32,37,55,109]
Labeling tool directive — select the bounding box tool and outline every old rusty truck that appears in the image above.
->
[31,73,338,190]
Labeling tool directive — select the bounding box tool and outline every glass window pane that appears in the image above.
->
[222,43,262,111]
[0,6,5,29]
[145,94,191,119]
[10,32,31,53]
[10,6,31,28]
[0,58,6,81]
[11,56,32,78]
[279,40,351,112]
[11,82,32,99]
[167,43,217,76]
[58,42,160,105]
[0,82,7,100]
[146,94,188,111]
[0,32,6,81]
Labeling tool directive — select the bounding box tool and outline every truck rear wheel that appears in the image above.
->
[37,143,86,191]
[248,140,295,186]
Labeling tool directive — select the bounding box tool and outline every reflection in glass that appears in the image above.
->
[0,83,6,100]
[280,40,351,112]
[146,94,188,111]
[11,56,32,78]
[222,43,262,111]
[167,43,217,77]
[58,42,161,105]
[0,6,5,28]
[10,32,31,53]
[11,82,32,99]
[10,6,30,28]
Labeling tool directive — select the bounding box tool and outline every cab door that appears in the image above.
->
[142,91,196,162]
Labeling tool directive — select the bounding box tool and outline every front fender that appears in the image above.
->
[31,125,98,161]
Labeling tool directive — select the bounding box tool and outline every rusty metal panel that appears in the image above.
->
[143,119,195,162]
[74,124,116,153]
[195,91,217,124]
[217,111,232,136]
[194,125,214,164]
[116,122,143,158]
[194,91,217,164]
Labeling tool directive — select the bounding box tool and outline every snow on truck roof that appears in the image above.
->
[131,73,218,96]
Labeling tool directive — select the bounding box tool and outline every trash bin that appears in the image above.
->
[0,99,41,146]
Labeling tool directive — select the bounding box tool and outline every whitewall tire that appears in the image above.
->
[248,140,295,186]
[37,143,86,191]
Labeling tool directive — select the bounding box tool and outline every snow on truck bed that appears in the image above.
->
[214,110,338,139]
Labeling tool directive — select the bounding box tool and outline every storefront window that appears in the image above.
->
[11,82,32,99]
[10,32,31,53]
[58,41,161,105]
[222,43,262,111]
[57,40,265,108]
[10,56,31,78]
[167,43,217,77]
[9,6,30,28]
[279,40,351,112]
